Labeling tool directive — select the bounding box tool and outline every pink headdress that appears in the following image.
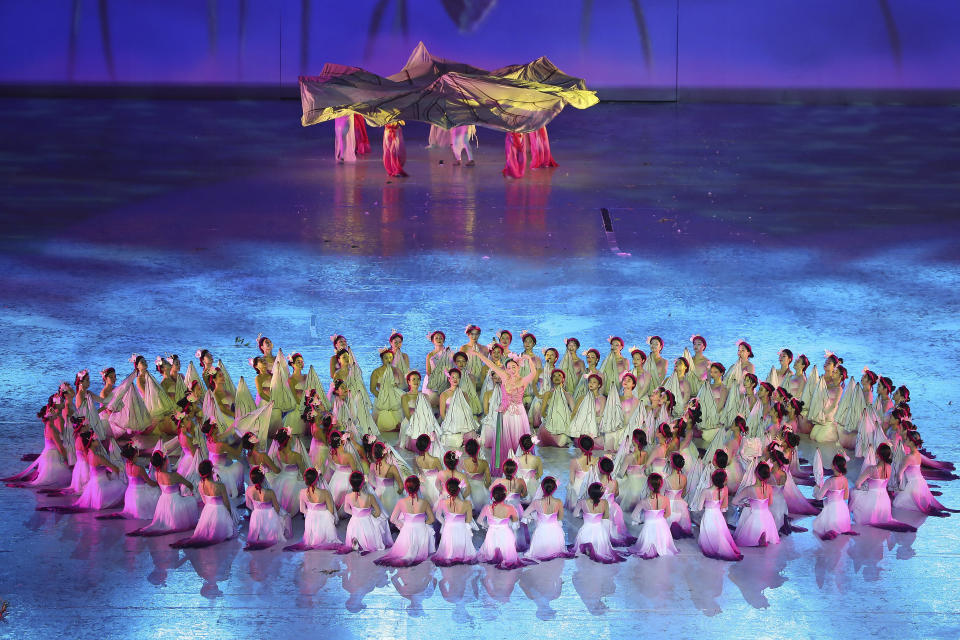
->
[129,353,142,363]
[464,324,481,335]
[195,349,204,359]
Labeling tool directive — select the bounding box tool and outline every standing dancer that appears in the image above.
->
[471,349,538,475]
[383,122,408,177]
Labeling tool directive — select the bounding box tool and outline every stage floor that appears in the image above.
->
[1,98,959,638]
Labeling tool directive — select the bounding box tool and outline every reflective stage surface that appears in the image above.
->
[0,99,959,638]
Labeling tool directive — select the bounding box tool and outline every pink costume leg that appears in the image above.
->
[383,124,408,177]
[335,115,357,163]
[526,131,542,167]
[534,127,558,168]
[353,114,371,155]
[502,132,526,179]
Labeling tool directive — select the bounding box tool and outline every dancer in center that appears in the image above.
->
[471,349,538,475]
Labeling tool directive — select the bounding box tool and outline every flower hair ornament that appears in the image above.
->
[129,353,142,363]
[154,356,165,367]
[450,450,462,460]
[195,349,204,359]
[100,368,113,379]
[464,324,481,335]
[76,368,89,380]
[248,357,256,368]
[530,435,540,446]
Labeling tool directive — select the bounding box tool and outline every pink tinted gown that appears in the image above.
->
[524,503,574,562]
[477,505,531,569]
[698,499,743,560]
[375,510,435,567]
[432,502,478,566]
[734,498,781,547]
[631,509,679,559]
[812,489,857,540]
[573,511,627,563]
[494,384,531,474]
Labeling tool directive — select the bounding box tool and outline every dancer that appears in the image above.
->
[851,444,917,531]
[269,428,306,516]
[245,466,292,550]
[893,431,958,516]
[462,438,491,513]
[413,434,442,507]
[502,132,526,178]
[470,349,538,473]
[326,431,359,510]
[664,453,693,538]
[432,477,478,566]
[368,442,404,520]
[567,435,599,510]
[129,451,199,535]
[425,331,453,408]
[526,126,558,169]
[477,484,530,569]
[4,404,71,489]
[733,462,781,547]
[436,450,472,506]
[375,475,436,566]
[371,347,403,432]
[698,469,743,560]
[538,369,573,447]
[398,371,441,451]
[812,455,857,540]
[630,473,679,559]
[573,482,627,563]
[523,477,574,561]
[171,459,238,548]
[97,444,160,520]
[383,121,408,177]
[450,124,477,166]
[339,471,392,554]
[618,429,649,513]
[559,338,585,394]
[515,434,543,491]
[334,114,357,164]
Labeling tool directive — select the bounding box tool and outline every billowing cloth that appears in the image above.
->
[299,43,598,134]
[383,124,408,178]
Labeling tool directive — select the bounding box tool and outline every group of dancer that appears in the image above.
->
[5,327,955,570]
[333,113,557,179]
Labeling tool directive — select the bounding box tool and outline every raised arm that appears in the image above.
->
[474,350,508,381]
[519,355,538,387]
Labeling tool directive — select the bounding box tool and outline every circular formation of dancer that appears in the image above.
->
[6,327,956,569]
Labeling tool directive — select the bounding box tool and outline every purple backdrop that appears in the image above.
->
[0,0,957,90]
